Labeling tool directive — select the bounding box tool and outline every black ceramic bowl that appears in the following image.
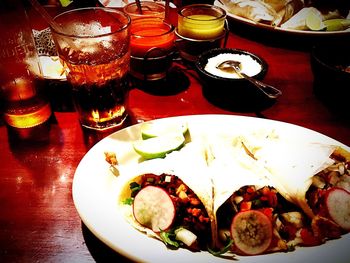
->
[311,43,350,113]
[195,48,272,112]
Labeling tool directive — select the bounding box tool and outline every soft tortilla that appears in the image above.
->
[205,133,283,248]
[206,133,273,213]
[117,141,215,245]
[237,132,338,218]
[205,130,340,250]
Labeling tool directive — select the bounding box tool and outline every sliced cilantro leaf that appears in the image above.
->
[129,182,141,197]
[122,197,134,205]
[160,230,180,248]
[208,237,234,256]
[252,199,263,208]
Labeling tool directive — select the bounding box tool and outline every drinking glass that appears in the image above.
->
[51,7,131,131]
[0,0,52,139]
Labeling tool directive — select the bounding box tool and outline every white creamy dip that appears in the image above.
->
[204,53,262,79]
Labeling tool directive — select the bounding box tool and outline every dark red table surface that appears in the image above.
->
[1,2,349,262]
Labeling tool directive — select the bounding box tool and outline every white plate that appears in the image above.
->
[72,114,350,263]
[215,0,350,36]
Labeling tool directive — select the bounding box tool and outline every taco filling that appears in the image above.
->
[123,173,212,250]
[306,149,350,240]
[216,185,321,255]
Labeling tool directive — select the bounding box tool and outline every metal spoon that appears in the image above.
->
[216,60,282,99]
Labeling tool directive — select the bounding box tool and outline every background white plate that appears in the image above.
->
[72,114,350,263]
[215,0,350,36]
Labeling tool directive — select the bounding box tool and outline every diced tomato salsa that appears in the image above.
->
[217,185,316,251]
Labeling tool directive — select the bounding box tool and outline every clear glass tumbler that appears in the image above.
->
[51,7,131,131]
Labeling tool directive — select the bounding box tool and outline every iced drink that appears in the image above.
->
[51,7,131,131]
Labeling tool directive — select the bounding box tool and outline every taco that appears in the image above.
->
[304,147,350,241]
[207,135,319,255]
[237,132,350,244]
[116,130,350,256]
[117,142,215,251]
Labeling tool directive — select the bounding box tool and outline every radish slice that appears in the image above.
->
[133,185,175,232]
[230,210,272,255]
[325,187,350,230]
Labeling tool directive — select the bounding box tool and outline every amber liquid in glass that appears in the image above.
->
[2,79,51,129]
[62,50,130,130]
[0,0,52,135]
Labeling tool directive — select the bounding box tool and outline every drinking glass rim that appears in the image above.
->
[178,4,226,21]
[51,7,131,38]
[131,17,175,38]
[123,1,165,12]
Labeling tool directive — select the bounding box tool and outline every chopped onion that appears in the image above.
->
[164,175,172,183]
[175,227,197,247]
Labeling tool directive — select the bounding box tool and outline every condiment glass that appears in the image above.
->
[130,17,175,81]
[123,1,165,20]
[176,4,228,62]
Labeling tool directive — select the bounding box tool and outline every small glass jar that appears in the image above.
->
[175,4,227,62]
[177,4,226,40]
[130,17,175,81]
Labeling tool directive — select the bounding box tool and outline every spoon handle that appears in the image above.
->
[241,72,282,99]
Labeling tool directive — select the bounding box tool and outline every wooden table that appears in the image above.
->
[1,3,349,263]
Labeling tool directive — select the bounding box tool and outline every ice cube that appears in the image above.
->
[84,22,111,36]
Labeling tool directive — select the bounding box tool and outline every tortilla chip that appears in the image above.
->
[222,0,304,25]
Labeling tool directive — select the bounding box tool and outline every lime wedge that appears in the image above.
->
[141,122,188,139]
[133,133,185,159]
[59,0,73,7]
[324,19,350,31]
[306,8,325,31]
